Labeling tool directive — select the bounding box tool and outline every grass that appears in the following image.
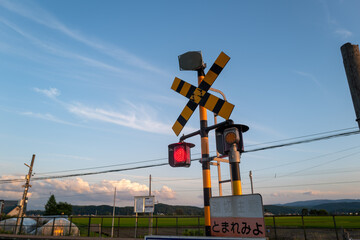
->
[71,216,204,228]
[265,215,360,228]
[70,215,360,230]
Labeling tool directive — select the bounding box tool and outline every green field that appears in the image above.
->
[70,215,360,229]
[266,216,360,228]
[71,216,204,228]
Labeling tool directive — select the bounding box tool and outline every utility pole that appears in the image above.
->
[148,174,153,235]
[249,170,254,194]
[111,187,116,238]
[16,154,35,234]
[341,42,360,129]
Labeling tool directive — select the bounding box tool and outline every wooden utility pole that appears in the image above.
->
[249,170,254,194]
[111,187,116,238]
[341,43,360,129]
[148,174,153,235]
[16,154,35,234]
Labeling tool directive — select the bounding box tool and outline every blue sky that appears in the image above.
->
[1,0,360,210]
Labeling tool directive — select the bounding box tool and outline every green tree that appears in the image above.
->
[302,208,309,216]
[44,195,58,215]
[309,209,318,216]
[317,209,329,216]
[57,202,72,215]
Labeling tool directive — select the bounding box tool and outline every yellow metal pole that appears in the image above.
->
[198,68,212,236]
[229,144,242,195]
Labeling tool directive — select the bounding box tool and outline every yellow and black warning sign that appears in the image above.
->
[171,52,235,136]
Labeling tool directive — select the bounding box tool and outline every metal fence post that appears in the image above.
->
[35,217,39,235]
[87,216,91,237]
[156,216,158,235]
[176,217,178,236]
[198,216,201,234]
[333,215,339,240]
[51,217,56,236]
[117,217,120,238]
[273,216,277,240]
[301,215,307,240]
[100,217,103,237]
[69,216,72,235]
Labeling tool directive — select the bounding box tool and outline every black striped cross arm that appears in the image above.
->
[171,52,234,136]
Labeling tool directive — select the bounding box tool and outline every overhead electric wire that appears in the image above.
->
[244,129,360,153]
[251,144,360,172]
[36,157,168,176]
[1,127,359,185]
[246,127,358,148]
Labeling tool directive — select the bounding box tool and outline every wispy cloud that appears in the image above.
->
[32,87,175,135]
[294,71,322,88]
[334,28,353,39]
[320,0,353,40]
[0,0,167,76]
[33,87,60,98]
[67,102,173,135]
[0,18,137,78]
[20,112,81,127]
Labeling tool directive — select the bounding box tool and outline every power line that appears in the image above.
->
[246,127,358,148]
[35,157,168,176]
[251,144,360,172]
[256,179,360,189]
[244,130,360,153]
[32,127,360,177]
[0,157,202,184]
[1,128,359,184]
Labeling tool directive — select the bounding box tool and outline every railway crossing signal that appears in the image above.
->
[169,51,247,236]
[171,52,235,136]
[216,124,249,155]
[168,142,195,167]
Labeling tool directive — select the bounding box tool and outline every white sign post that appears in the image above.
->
[210,194,266,239]
[134,196,155,238]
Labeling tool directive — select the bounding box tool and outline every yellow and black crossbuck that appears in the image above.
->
[171,52,235,136]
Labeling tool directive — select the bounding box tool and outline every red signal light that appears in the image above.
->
[174,145,187,164]
[168,142,195,167]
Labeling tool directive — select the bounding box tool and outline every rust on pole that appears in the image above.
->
[341,42,360,129]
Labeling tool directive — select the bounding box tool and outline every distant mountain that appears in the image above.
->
[27,203,203,216]
[266,199,360,215]
[263,205,302,215]
[312,202,360,214]
[279,199,360,207]
[25,199,360,216]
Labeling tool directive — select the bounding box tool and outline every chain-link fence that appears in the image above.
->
[0,215,359,239]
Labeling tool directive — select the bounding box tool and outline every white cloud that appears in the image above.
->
[29,87,176,135]
[0,0,167,76]
[67,102,173,135]
[0,18,139,78]
[20,112,80,127]
[320,1,353,40]
[294,71,323,88]
[334,29,353,39]
[33,87,60,98]
[0,176,176,209]
[153,186,176,200]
